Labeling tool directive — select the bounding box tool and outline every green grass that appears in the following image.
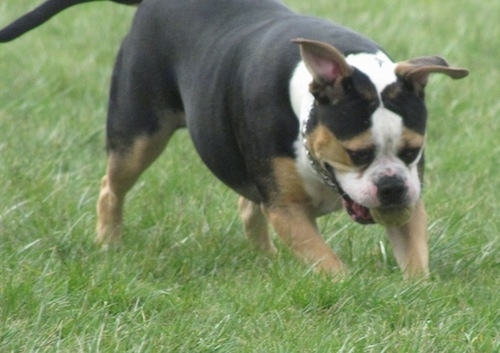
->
[0,0,498,351]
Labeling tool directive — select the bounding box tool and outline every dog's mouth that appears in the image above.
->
[321,162,375,225]
[340,193,375,225]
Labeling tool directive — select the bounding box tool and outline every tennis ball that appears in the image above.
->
[370,207,412,227]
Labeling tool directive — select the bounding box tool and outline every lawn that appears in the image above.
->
[0,0,498,352]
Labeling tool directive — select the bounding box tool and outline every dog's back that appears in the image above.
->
[118,0,384,200]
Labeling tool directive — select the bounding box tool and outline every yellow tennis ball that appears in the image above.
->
[370,207,412,227]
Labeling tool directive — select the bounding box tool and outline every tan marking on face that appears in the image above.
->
[307,124,350,170]
[306,124,374,172]
[341,130,374,151]
[399,128,425,149]
[271,157,311,205]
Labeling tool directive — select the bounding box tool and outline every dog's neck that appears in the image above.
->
[301,113,339,189]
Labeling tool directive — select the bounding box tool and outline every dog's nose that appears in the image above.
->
[377,176,407,206]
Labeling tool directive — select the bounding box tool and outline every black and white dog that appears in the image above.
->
[1,0,468,278]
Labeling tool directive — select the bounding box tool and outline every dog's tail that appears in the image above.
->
[0,0,141,43]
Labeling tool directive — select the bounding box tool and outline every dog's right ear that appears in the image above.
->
[293,38,353,83]
[396,56,469,88]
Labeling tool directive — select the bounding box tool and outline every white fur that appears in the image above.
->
[290,61,314,122]
[345,52,397,93]
[371,106,403,156]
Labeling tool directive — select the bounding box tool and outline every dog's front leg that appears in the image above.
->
[264,203,345,275]
[262,157,346,275]
[386,199,429,279]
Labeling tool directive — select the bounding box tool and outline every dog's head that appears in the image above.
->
[294,39,468,225]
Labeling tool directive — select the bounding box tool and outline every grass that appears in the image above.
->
[0,0,498,351]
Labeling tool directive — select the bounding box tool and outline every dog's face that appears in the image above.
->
[295,39,468,224]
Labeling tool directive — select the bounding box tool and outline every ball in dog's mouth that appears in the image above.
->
[341,194,412,227]
[369,207,412,227]
[342,196,375,225]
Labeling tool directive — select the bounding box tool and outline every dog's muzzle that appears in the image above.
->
[322,163,375,225]
[341,175,411,225]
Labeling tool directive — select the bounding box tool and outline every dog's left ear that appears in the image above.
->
[293,38,353,83]
[396,56,469,87]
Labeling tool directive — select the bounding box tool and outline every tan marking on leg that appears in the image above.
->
[265,157,345,275]
[96,174,124,247]
[264,203,345,275]
[386,199,429,279]
[238,196,276,255]
[96,124,175,247]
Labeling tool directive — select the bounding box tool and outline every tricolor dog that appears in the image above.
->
[1,0,468,278]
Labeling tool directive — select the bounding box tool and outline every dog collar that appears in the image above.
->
[301,120,339,189]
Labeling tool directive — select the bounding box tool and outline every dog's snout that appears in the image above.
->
[377,176,407,206]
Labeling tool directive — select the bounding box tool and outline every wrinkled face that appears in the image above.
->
[293,38,467,224]
[306,52,426,220]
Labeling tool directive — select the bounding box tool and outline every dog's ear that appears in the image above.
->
[396,56,469,87]
[293,38,353,83]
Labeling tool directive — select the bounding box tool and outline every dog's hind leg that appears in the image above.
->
[238,197,277,255]
[96,118,182,247]
[95,31,185,247]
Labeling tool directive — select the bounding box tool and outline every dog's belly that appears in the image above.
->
[186,120,267,203]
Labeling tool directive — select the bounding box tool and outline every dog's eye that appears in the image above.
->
[346,148,375,167]
[398,147,421,164]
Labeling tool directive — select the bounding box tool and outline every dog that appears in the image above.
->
[2,0,468,278]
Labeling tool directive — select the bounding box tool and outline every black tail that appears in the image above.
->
[0,0,141,43]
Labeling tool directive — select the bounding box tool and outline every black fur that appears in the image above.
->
[106,0,386,203]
